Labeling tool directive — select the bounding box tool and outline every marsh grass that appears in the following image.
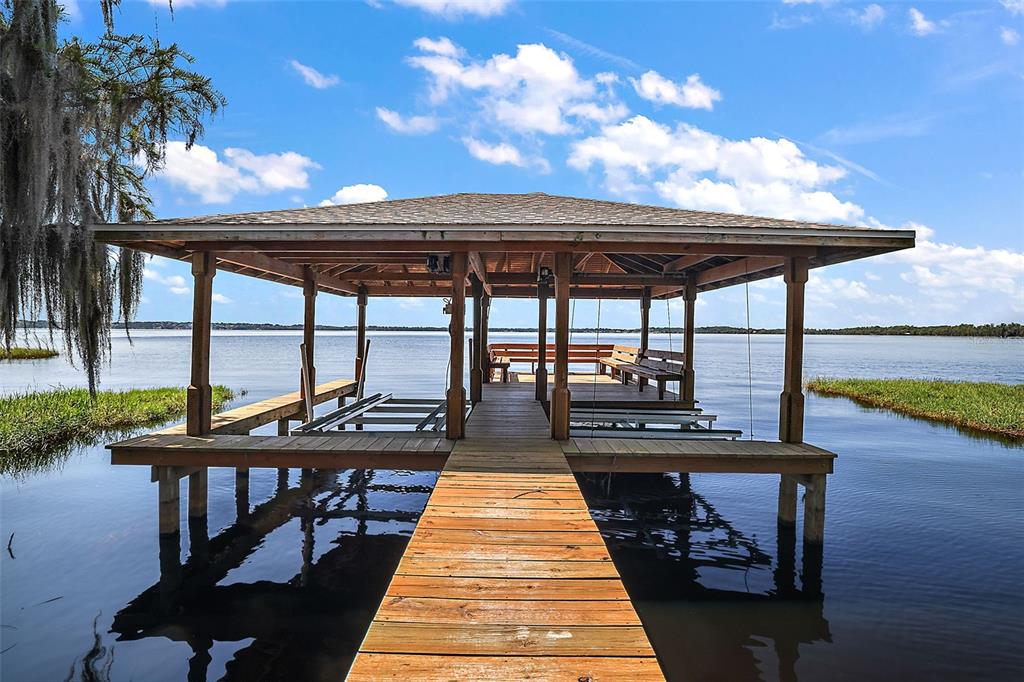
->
[0,386,234,475]
[1,347,58,360]
[807,378,1024,438]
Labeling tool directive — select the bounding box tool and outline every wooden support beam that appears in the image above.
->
[550,253,572,440]
[779,257,808,444]
[535,280,549,402]
[468,252,492,296]
[571,273,689,286]
[682,277,697,405]
[157,468,180,536]
[803,473,826,544]
[639,287,651,356]
[300,267,317,398]
[480,292,491,384]
[488,272,542,285]
[235,467,250,521]
[187,252,216,436]
[188,468,207,519]
[355,287,368,384]
[663,254,716,273]
[778,474,797,526]
[215,251,359,296]
[470,277,483,404]
[696,256,785,287]
[446,252,468,439]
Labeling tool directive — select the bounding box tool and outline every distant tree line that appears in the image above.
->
[16,321,1024,337]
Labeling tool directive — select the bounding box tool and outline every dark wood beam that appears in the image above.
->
[468,251,492,296]
[695,256,784,287]
[663,254,716,273]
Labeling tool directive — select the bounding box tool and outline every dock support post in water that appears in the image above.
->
[682,277,697,406]
[300,267,317,400]
[470,276,483,405]
[803,473,827,545]
[535,279,549,402]
[186,252,216,436]
[446,252,467,439]
[157,468,180,536]
[235,468,249,521]
[779,257,808,444]
[778,474,798,526]
[550,252,572,440]
[187,469,209,562]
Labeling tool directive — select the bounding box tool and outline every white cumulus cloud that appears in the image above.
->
[376,107,441,134]
[289,60,340,89]
[1001,0,1024,16]
[629,70,721,110]
[1000,26,1020,46]
[413,36,464,57]
[908,8,938,36]
[319,184,389,206]
[212,293,233,304]
[568,115,862,223]
[851,4,886,30]
[407,39,626,135]
[151,142,320,203]
[144,268,190,296]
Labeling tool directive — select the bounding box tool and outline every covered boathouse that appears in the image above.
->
[95,192,915,680]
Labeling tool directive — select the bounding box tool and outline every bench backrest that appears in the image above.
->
[488,343,618,364]
[637,348,685,375]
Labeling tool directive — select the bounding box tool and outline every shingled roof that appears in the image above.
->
[94,192,915,299]
[137,192,865,231]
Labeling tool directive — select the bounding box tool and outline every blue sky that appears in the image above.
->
[66,0,1023,329]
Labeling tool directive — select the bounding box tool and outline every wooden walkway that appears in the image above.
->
[346,399,664,680]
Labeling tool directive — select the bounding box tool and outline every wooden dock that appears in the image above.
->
[346,398,665,680]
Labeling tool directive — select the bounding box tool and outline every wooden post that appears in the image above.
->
[803,473,827,545]
[535,281,549,402]
[470,277,483,404]
[778,474,797,526]
[550,253,572,440]
[639,287,651,356]
[277,418,289,436]
[480,292,491,383]
[446,252,468,439]
[682,277,697,406]
[188,469,207,519]
[186,252,216,436]
[300,268,317,398]
[779,257,809,443]
[235,467,249,521]
[157,468,180,536]
[355,286,368,383]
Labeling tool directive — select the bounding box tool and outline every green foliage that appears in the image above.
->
[0,385,234,473]
[807,378,1024,438]
[0,346,58,359]
[0,0,224,394]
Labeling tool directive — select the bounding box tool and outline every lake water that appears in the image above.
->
[1,331,1022,681]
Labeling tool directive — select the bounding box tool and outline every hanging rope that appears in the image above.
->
[744,280,755,441]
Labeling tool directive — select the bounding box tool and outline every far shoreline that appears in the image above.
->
[14,321,1024,338]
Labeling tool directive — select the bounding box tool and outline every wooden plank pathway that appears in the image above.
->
[346,399,665,681]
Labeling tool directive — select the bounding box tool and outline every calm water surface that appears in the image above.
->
[1,331,1022,681]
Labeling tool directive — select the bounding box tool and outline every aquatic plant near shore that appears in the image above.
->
[807,378,1024,438]
[0,386,235,474]
[0,347,58,360]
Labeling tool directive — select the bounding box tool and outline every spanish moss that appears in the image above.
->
[0,0,223,393]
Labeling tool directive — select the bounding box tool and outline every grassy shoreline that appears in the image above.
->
[1,347,58,360]
[0,386,234,472]
[807,378,1024,438]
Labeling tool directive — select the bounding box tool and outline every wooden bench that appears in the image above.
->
[598,344,640,379]
[615,349,685,400]
[487,343,616,382]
